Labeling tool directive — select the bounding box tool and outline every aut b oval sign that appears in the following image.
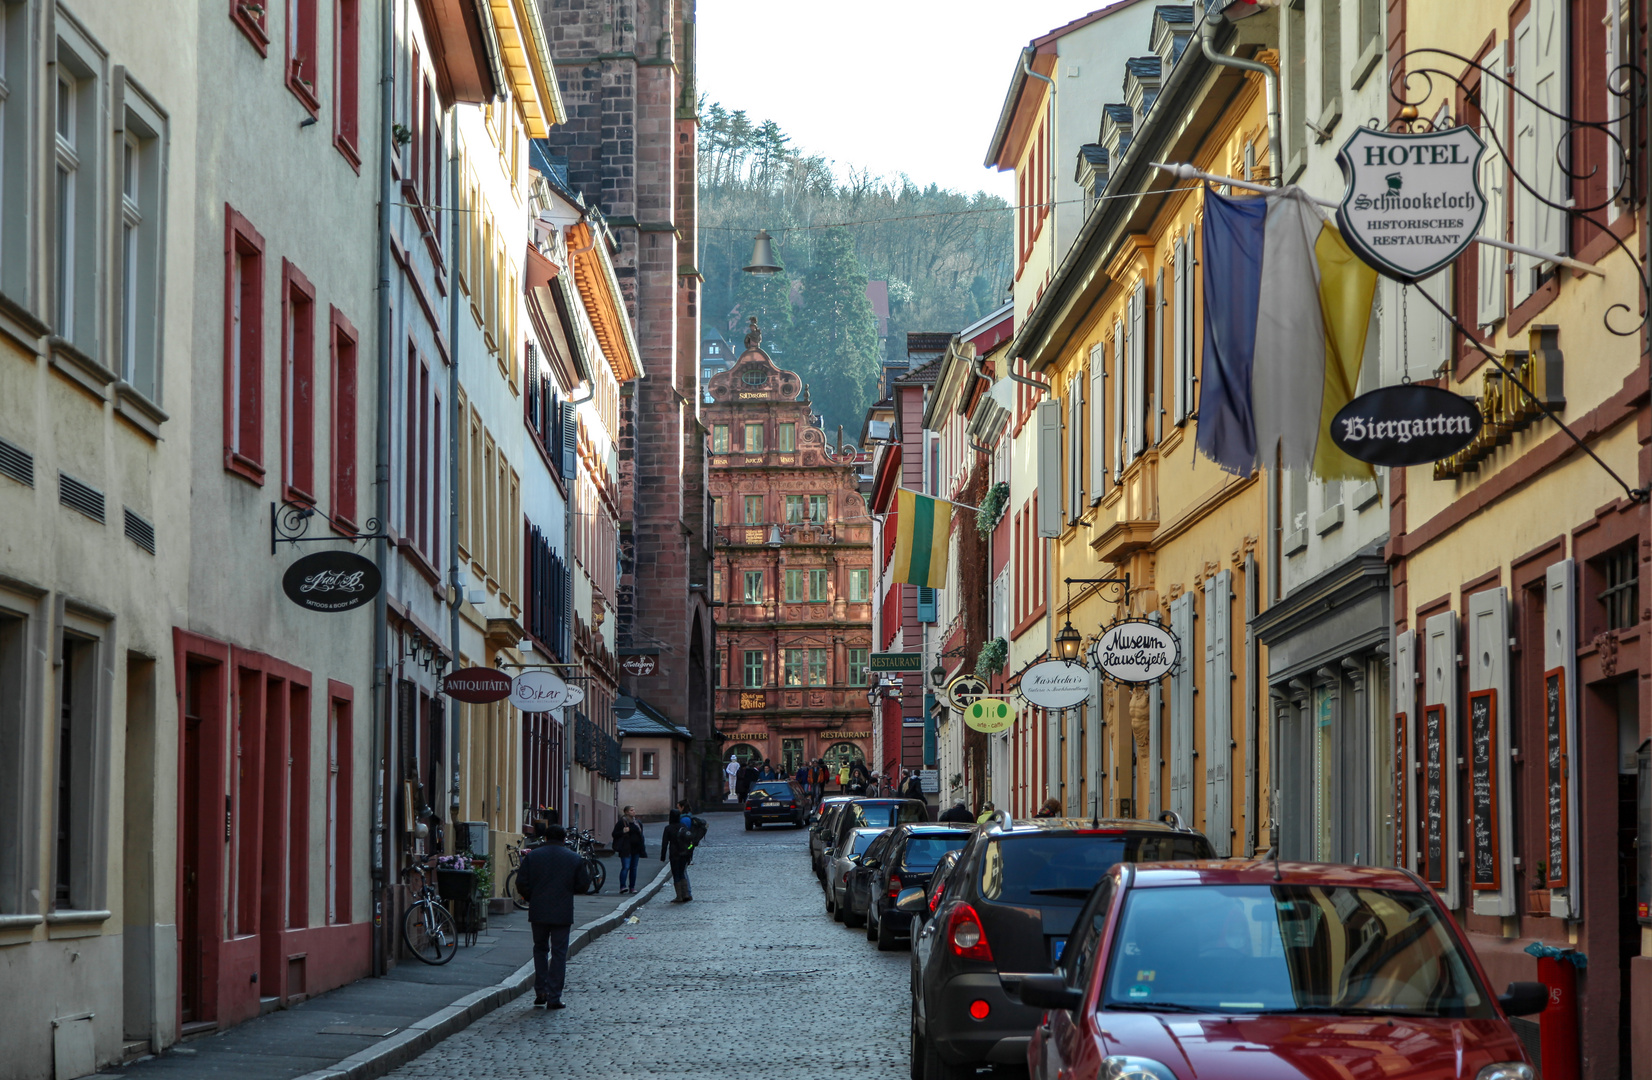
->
[1331,384,1481,467]
[281,550,381,612]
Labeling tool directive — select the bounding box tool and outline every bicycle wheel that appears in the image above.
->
[585,857,606,893]
[402,899,459,964]
[505,869,529,910]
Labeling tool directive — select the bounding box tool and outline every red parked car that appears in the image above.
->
[1019,861,1547,1080]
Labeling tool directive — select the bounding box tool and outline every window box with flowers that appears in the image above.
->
[975,637,1008,680]
[976,482,1010,538]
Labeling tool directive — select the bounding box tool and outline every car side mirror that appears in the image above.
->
[1013,973,1084,1011]
[1499,981,1549,1017]
[894,887,928,914]
[861,858,880,870]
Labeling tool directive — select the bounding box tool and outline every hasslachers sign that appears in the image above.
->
[1335,126,1487,282]
[442,667,512,704]
[281,550,381,612]
[1089,621,1179,685]
[1019,661,1092,710]
[1330,384,1482,467]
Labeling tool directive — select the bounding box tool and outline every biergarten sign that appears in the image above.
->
[1089,620,1179,684]
[870,652,923,672]
[281,550,381,612]
[1018,661,1092,711]
[964,699,1014,733]
[1335,126,1486,282]
[510,670,569,711]
[1330,384,1481,467]
[442,667,512,703]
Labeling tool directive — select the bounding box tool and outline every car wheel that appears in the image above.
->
[909,1003,925,1080]
[876,909,899,951]
[832,892,846,923]
[825,893,835,916]
[845,904,865,929]
[865,910,878,940]
[921,1039,974,1080]
[745,818,754,831]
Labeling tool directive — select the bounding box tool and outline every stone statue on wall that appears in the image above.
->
[1128,686,1150,752]
[744,316,762,350]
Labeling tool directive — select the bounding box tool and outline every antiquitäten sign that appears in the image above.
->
[442,667,512,704]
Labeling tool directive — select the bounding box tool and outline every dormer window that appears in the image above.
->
[740,366,766,387]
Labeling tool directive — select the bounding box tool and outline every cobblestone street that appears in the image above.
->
[384,814,911,1079]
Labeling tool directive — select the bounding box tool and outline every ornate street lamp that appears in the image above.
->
[1054,619,1084,664]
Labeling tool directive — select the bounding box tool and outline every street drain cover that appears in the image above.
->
[318,1025,400,1037]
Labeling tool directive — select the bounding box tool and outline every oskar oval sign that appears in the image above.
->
[1090,621,1178,684]
[1330,384,1481,467]
[281,550,382,612]
[1019,661,1092,711]
[510,670,569,712]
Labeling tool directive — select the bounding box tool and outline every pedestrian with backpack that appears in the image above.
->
[660,800,706,902]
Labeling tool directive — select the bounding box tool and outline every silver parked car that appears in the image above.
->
[824,827,885,923]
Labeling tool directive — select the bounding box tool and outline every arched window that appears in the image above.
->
[740,366,766,386]
[726,742,762,767]
[823,741,865,777]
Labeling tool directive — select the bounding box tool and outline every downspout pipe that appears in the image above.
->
[447,116,462,821]
[370,0,396,978]
[1200,15,1282,187]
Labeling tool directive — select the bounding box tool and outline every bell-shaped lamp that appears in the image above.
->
[743,229,782,274]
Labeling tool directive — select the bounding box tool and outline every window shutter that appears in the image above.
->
[1088,345,1107,499]
[1467,587,1513,916]
[1203,570,1232,855]
[560,401,577,480]
[1544,559,1577,917]
[1512,0,1567,303]
[1182,225,1198,415]
[1477,66,1507,327]
[1112,320,1126,480]
[1172,238,1188,423]
[1035,400,1062,537]
[917,587,937,623]
[1393,628,1416,871]
[1148,610,1164,818]
[1067,380,1083,522]
[1169,593,1196,823]
[1424,610,1460,910]
[1130,282,1147,458]
[1153,268,1165,445]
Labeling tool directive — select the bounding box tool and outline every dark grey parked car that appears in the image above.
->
[810,798,855,881]
[859,823,972,950]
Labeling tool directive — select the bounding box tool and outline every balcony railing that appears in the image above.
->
[713,521,872,548]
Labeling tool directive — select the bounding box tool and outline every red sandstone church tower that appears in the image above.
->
[707,326,876,780]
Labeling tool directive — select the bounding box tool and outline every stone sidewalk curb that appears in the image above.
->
[288,863,671,1080]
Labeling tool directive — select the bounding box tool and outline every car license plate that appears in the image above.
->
[762,801,779,807]
[1051,938,1067,963]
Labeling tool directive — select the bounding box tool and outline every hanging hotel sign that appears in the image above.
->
[621,654,658,677]
[1089,620,1179,685]
[442,666,512,704]
[281,550,382,612]
[964,699,1014,733]
[1335,126,1486,282]
[1018,661,1092,710]
[1330,384,1481,466]
[510,670,569,711]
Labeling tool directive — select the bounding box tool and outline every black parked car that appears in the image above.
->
[810,799,856,880]
[905,816,1213,1080]
[744,780,807,829]
[824,798,929,868]
[858,823,972,950]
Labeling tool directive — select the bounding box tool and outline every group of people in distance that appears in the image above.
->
[723,753,929,810]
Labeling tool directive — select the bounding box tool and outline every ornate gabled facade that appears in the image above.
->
[707,337,875,779]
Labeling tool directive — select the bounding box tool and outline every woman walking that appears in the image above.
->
[611,806,645,895]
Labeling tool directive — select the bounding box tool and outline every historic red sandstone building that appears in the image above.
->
[708,337,876,777]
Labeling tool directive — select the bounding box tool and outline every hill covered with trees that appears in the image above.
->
[697,100,1013,437]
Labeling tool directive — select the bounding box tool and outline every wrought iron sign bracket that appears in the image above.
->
[1062,575,1131,609]
[271,500,389,555]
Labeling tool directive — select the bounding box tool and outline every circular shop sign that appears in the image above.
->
[964,699,1014,733]
[1019,660,1092,711]
[945,674,989,713]
[1090,621,1179,684]
[561,682,586,708]
[1330,384,1481,467]
[281,550,382,613]
[510,670,569,711]
[442,666,512,704]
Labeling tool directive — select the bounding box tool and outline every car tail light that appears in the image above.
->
[947,903,993,961]
[968,999,991,1021]
[929,878,947,912]
[888,875,902,898]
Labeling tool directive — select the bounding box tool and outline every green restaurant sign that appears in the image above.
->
[870,652,923,672]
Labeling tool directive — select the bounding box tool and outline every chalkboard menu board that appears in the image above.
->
[1423,704,1446,886]
[1544,668,1568,887]
[1468,689,1499,891]
[1394,713,1408,867]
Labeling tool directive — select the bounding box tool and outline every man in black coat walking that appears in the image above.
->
[937,799,974,824]
[515,824,591,1009]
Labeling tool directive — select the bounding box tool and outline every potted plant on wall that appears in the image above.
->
[1527,862,1549,917]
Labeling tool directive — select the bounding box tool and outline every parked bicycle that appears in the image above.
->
[399,857,459,965]
[502,837,543,911]
[567,828,606,893]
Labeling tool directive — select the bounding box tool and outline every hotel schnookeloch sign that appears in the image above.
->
[1335,126,1486,282]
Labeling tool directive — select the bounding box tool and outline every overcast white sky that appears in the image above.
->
[698,0,1109,200]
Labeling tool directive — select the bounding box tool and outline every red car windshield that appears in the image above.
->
[1101,884,1494,1018]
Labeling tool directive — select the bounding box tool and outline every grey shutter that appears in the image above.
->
[1036,400,1062,537]
[1172,238,1188,423]
[1112,320,1126,480]
[1468,587,1514,916]
[1169,593,1196,822]
[1394,628,1416,871]
[1067,380,1083,522]
[1183,224,1198,415]
[1148,610,1164,817]
[1544,559,1578,918]
[1424,610,1460,910]
[1129,283,1147,458]
[1477,66,1507,327]
[1088,345,1107,500]
[1153,268,1165,445]
[560,401,577,480]
[1512,0,1567,303]
[1203,570,1232,855]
